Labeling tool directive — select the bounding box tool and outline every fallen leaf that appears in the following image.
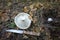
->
[11,10,18,19]
[33,17,37,23]
[29,11,33,17]
[0,13,9,22]
[28,15,33,21]
[31,8,37,12]
[33,27,40,32]
[6,33,11,38]
[40,27,45,32]
[23,35,28,39]
[35,2,43,8]
[7,2,12,6]
[29,4,34,9]
[23,6,29,12]
[43,3,51,8]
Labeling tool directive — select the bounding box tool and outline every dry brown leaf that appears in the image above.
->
[35,3,40,8]
[28,15,33,21]
[33,27,40,32]
[39,27,43,31]
[29,11,33,17]
[23,6,29,12]
[6,33,11,38]
[29,5,33,9]
[11,10,18,19]
[23,35,28,39]
[0,13,9,22]
[43,3,52,8]
[35,2,43,8]
[7,2,12,6]
[33,17,37,23]
[0,12,2,15]
[39,26,45,32]
[31,8,37,12]
[29,4,34,9]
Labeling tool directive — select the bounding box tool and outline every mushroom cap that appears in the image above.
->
[48,18,53,22]
[14,12,31,29]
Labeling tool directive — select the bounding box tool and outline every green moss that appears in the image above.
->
[7,22,16,28]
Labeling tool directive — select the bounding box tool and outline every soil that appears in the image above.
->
[0,0,60,40]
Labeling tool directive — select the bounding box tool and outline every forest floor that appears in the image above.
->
[0,0,60,40]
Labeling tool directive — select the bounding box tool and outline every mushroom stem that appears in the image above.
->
[23,31,40,36]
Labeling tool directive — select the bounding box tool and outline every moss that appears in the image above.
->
[7,22,16,28]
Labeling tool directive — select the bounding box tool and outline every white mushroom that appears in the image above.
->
[14,12,31,29]
[47,18,53,22]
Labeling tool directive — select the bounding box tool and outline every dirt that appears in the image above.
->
[0,0,60,40]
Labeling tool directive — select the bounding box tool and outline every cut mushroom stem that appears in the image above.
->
[23,31,40,36]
